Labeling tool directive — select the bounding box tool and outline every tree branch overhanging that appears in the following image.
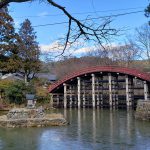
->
[0,0,118,55]
[0,0,31,8]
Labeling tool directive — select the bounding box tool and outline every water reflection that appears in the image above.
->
[0,138,2,150]
[0,109,150,150]
[78,109,81,140]
[92,109,96,144]
[0,128,41,150]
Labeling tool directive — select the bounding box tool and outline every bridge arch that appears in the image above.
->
[49,66,150,108]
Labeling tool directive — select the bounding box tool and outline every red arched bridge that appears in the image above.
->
[49,66,150,108]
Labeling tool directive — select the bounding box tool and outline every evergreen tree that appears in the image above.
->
[145,4,150,18]
[145,4,150,25]
[0,6,20,72]
[18,19,41,83]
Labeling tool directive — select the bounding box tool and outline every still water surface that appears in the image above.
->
[0,109,150,150]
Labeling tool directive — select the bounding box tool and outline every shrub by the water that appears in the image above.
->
[6,81,26,104]
[0,80,13,100]
[1,79,50,105]
[6,81,36,104]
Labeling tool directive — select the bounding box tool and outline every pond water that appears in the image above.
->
[0,109,150,150]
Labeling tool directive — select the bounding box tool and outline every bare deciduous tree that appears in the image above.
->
[84,43,138,67]
[110,44,138,67]
[134,24,150,65]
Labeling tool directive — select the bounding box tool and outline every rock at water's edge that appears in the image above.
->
[0,108,68,128]
[135,100,150,121]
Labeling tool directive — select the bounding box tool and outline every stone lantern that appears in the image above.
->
[26,94,36,108]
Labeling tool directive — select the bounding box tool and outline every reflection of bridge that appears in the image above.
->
[49,66,150,108]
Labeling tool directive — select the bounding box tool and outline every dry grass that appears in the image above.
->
[45,113,64,119]
[0,115,7,120]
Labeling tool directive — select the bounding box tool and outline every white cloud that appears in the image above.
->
[38,12,49,17]
[73,47,93,55]
[40,41,61,53]
[40,40,122,60]
[40,41,72,61]
[40,40,86,55]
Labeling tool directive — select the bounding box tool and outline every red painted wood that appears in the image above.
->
[49,66,150,93]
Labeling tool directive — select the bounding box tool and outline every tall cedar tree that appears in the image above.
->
[18,19,41,83]
[0,6,20,72]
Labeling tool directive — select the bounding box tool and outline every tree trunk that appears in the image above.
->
[25,73,27,84]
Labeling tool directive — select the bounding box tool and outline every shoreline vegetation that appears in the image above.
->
[0,79,52,112]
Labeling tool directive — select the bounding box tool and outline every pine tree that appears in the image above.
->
[0,6,20,72]
[18,19,41,83]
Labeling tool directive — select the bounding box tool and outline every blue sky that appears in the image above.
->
[9,0,149,56]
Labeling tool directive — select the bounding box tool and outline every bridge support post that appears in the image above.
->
[77,77,81,108]
[112,78,115,107]
[82,80,86,108]
[92,74,96,108]
[126,75,133,107]
[112,79,115,107]
[112,75,119,108]
[108,73,112,107]
[56,94,59,107]
[50,94,53,107]
[100,76,103,107]
[144,81,148,100]
[69,86,72,108]
[131,79,134,106]
[63,83,67,108]
[116,76,119,107]
[96,78,99,107]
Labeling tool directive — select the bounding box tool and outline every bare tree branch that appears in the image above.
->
[60,18,71,55]
[0,0,118,55]
[0,0,32,8]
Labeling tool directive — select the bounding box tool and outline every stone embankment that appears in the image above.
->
[135,100,150,121]
[0,108,68,128]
